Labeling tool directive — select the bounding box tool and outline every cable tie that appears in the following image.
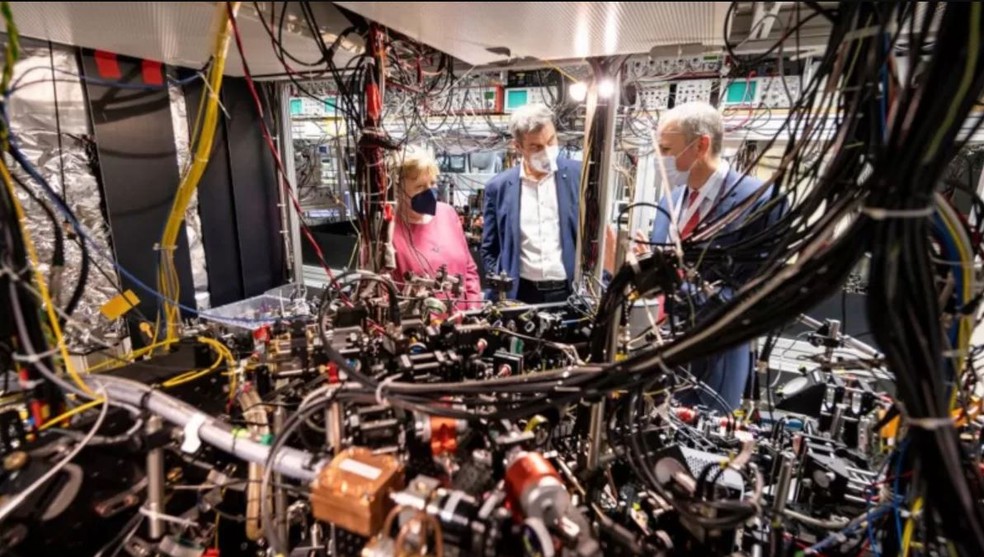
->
[181,413,208,453]
[942,348,970,358]
[153,243,177,252]
[861,206,933,220]
[11,348,59,364]
[907,416,954,430]
[198,72,230,120]
[139,505,198,528]
[375,374,399,406]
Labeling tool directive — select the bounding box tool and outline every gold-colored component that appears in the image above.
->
[3,451,27,472]
[311,447,404,537]
[100,289,140,321]
[166,467,184,483]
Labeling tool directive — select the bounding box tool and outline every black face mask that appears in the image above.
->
[410,188,438,216]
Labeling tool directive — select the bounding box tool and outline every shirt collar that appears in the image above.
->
[519,161,555,183]
[688,161,729,203]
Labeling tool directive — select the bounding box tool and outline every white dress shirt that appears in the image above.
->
[675,162,730,230]
[519,164,568,281]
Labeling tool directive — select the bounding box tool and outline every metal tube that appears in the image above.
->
[586,400,606,471]
[772,453,794,517]
[328,401,343,455]
[145,415,165,540]
[829,404,846,440]
[277,82,302,283]
[823,319,840,361]
[583,58,623,472]
[86,375,324,481]
[592,75,620,286]
[273,405,289,544]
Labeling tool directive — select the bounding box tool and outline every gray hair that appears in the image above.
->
[660,102,724,155]
[509,103,554,143]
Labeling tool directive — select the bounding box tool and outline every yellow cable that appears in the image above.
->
[160,358,221,388]
[0,157,92,395]
[923,2,980,163]
[158,2,240,343]
[196,336,237,399]
[37,398,104,431]
[938,203,973,410]
[901,496,924,557]
[161,337,236,391]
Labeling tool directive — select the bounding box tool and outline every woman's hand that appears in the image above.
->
[633,229,651,256]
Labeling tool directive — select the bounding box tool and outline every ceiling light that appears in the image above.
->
[569,81,588,102]
[598,78,615,98]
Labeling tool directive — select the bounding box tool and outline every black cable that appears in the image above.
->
[8,172,90,327]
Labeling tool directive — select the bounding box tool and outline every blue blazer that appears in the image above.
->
[481,159,582,300]
[651,168,785,411]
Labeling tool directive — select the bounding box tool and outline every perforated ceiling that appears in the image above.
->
[336,2,731,65]
[7,2,358,76]
[7,2,731,73]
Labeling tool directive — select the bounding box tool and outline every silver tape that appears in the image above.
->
[168,81,210,310]
[8,44,125,348]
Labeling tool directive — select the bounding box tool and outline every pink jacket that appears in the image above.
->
[391,203,482,309]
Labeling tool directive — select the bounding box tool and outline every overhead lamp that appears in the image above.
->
[598,78,615,99]
[569,81,588,102]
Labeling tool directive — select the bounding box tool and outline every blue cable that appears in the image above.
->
[893,439,911,550]
[867,494,882,557]
[931,211,964,394]
[10,63,205,95]
[2,109,274,327]
[805,504,897,554]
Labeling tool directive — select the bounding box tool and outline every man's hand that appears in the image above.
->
[633,229,651,256]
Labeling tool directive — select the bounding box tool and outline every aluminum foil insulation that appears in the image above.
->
[7,43,125,348]
[168,81,210,310]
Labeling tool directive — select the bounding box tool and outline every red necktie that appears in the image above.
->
[656,190,701,323]
[680,189,701,239]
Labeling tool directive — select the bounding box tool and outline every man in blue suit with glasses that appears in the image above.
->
[640,102,786,411]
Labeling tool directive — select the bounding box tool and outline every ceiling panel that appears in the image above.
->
[8,2,359,77]
[336,2,731,65]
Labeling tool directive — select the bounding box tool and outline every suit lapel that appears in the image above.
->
[556,165,574,279]
[507,173,521,272]
[556,166,571,235]
[709,169,739,221]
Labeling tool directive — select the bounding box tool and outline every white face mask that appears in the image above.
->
[527,145,559,174]
[660,140,698,186]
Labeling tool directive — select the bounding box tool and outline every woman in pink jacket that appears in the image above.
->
[388,145,482,310]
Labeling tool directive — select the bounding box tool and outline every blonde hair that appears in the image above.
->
[389,144,439,186]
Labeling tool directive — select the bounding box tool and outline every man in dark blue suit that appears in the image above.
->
[642,102,785,411]
[481,104,582,303]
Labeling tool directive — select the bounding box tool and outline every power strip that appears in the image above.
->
[629,55,722,80]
